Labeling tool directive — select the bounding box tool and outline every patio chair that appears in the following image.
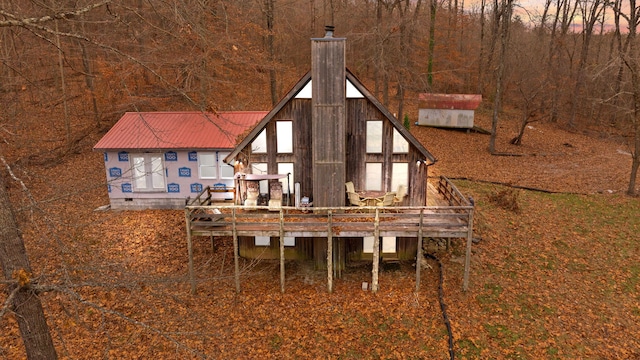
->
[393,185,407,205]
[376,192,396,207]
[345,181,356,194]
[347,191,366,206]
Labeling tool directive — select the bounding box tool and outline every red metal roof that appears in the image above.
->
[93,111,266,150]
[418,94,482,110]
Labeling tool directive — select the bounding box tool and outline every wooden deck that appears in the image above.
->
[184,176,474,294]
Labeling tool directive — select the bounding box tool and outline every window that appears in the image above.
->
[276,121,293,153]
[365,163,382,191]
[363,237,396,253]
[255,236,270,246]
[252,129,267,153]
[252,163,269,194]
[131,154,165,191]
[366,121,383,153]
[278,163,294,194]
[382,237,396,253]
[363,236,374,253]
[284,237,295,247]
[392,128,409,153]
[218,152,234,179]
[391,163,408,191]
[199,153,217,179]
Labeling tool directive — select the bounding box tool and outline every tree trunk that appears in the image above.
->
[489,0,512,154]
[427,0,437,87]
[0,170,58,359]
[569,0,604,127]
[265,0,277,106]
[625,0,640,195]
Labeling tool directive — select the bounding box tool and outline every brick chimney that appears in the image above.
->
[311,26,346,207]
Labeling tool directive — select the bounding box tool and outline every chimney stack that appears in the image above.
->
[311,26,346,207]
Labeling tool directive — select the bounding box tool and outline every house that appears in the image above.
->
[221,27,441,266]
[93,111,266,210]
[184,27,475,294]
[417,93,482,129]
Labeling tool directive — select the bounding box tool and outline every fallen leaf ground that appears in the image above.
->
[1,109,639,359]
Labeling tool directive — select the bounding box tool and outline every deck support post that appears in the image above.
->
[186,208,196,294]
[232,207,240,293]
[463,208,474,291]
[327,210,333,293]
[280,209,285,293]
[371,209,380,293]
[416,209,424,293]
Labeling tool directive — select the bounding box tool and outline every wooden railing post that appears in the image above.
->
[371,209,380,293]
[463,207,474,291]
[280,209,285,293]
[416,209,424,293]
[186,208,196,294]
[232,207,240,293]
[327,210,333,293]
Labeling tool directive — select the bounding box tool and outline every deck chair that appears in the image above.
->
[376,192,396,207]
[345,181,355,194]
[393,185,407,205]
[347,191,365,206]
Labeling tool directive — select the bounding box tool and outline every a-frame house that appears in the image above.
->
[222,27,439,265]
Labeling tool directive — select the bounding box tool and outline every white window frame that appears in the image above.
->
[365,163,382,191]
[252,129,267,153]
[276,121,293,153]
[366,121,383,153]
[130,153,165,192]
[198,152,217,179]
[392,128,409,153]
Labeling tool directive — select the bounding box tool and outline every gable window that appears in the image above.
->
[365,163,382,191]
[276,121,293,153]
[131,154,165,191]
[366,121,383,153]
[391,163,408,191]
[252,129,267,153]
[392,128,409,153]
[199,153,217,179]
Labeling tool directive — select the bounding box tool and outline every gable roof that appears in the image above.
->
[93,111,267,151]
[224,69,436,164]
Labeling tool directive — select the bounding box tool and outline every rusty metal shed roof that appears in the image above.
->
[93,111,266,151]
[418,94,482,110]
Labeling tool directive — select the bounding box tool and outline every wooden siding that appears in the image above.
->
[238,97,428,207]
[345,99,428,206]
[312,36,346,207]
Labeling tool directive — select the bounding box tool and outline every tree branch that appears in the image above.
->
[0,1,111,27]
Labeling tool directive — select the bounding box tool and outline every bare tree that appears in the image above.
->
[618,0,640,195]
[489,0,513,154]
[568,0,605,128]
[1,158,58,359]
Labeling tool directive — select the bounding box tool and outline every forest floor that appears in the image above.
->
[1,108,639,359]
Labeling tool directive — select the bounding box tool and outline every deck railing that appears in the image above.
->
[185,176,475,293]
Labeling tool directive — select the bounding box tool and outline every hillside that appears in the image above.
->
[1,114,639,359]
